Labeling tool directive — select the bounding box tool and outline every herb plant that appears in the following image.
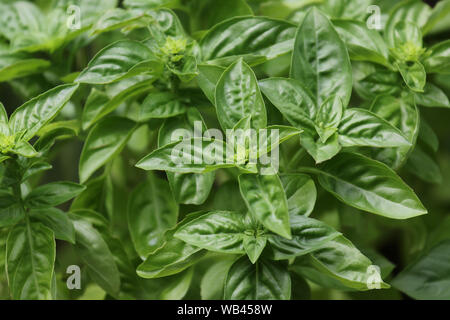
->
[1,0,450,300]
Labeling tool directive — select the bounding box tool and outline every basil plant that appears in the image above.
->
[0,0,450,300]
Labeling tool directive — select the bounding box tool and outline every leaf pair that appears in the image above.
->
[260,78,410,163]
[0,84,78,158]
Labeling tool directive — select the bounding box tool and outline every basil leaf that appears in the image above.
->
[197,64,225,104]
[424,39,450,74]
[158,108,215,205]
[414,83,450,108]
[136,138,242,173]
[82,78,153,130]
[159,267,194,300]
[385,0,431,47]
[300,131,342,164]
[338,108,411,147]
[332,19,389,67]
[238,173,291,239]
[30,208,75,244]
[70,214,121,296]
[201,257,236,300]
[422,0,450,35]
[315,95,343,143]
[405,146,442,184]
[224,257,291,300]
[9,84,79,141]
[370,94,419,169]
[259,77,316,134]
[0,190,24,227]
[280,174,316,217]
[76,40,162,84]
[139,91,187,121]
[395,60,426,92]
[79,117,136,183]
[419,117,439,152]
[293,235,389,290]
[25,182,86,209]
[320,0,371,20]
[200,16,296,65]
[189,0,252,31]
[137,213,208,279]
[317,152,427,219]
[175,211,249,254]
[0,54,50,82]
[268,215,341,260]
[291,8,352,106]
[392,239,450,299]
[6,222,55,299]
[243,234,267,264]
[92,8,150,35]
[128,175,178,259]
[215,58,266,130]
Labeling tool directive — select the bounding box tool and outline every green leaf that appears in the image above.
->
[280,174,317,217]
[422,0,450,35]
[25,182,86,209]
[159,267,194,300]
[197,64,225,104]
[9,84,79,141]
[189,0,252,31]
[175,211,249,254]
[224,257,291,299]
[128,175,178,259]
[70,214,121,296]
[200,16,296,64]
[30,208,75,244]
[0,190,24,227]
[139,91,187,121]
[317,152,427,219]
[201,257,236,300]
[243,234,267,264]
[424,40,450,74]
[10,140,38,158]
[268,215,341,260]
[91,8,150,35]
[392,21,423,49]
[76,40,162,84]
[215,58,266,130]
[136,138,243,173]
[338,108,411,148]
[332,19,389,67]
[395,61,426,92]
[137,212,208,279]
[259,77,316,134]
[320,0,371,20]
[158,108,215,205]
[414,83,450,108]
[405,146,442,184]
[300,131,341,164]
[315,95,343,143]
[291,8,352,106]
[6,222,55,299]
[392,239,450,299]
[370,94,419,169]
[353,66,401,100]
[79,117,136,183]
[82,77,153,130]
[293,235,389,290]
[385,0,431,47]
[0,55,50,82]
[238,173,291,239]
[419,117,439,152]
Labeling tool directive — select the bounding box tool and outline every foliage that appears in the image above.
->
[0,0,450,300]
